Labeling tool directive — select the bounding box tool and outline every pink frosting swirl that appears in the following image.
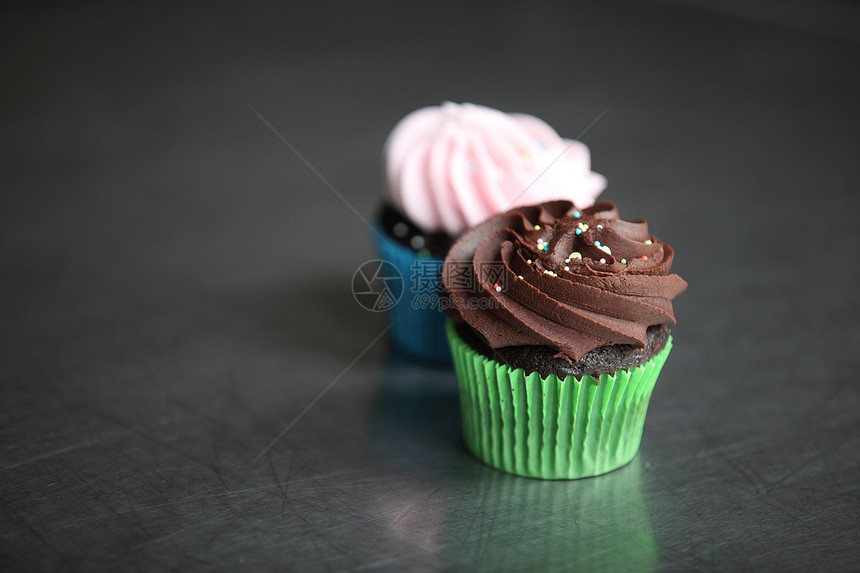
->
[384,102,607,236]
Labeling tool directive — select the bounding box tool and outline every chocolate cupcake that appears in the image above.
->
[442,200,687,478]
[373,102,606,363]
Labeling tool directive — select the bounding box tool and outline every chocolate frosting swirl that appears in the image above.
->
[442,200,687,362]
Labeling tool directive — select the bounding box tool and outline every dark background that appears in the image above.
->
[2,1,859,570]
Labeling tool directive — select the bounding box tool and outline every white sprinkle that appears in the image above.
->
[517,275,523,280]
[564,266,569,271]
[600,258,606,264]
[495,285,502,292]
[597,224,603,229]
[393,222,409,238]
[645,239,653,245]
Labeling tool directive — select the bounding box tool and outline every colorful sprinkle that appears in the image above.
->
[534,224,541,230]
[393,222,409,238]
[526,259,532,264]
[621,258,627,264]
[642,255,648,260]
[578,222,589,232]
[594,240,601,247]
[645,239,653,245]
[410,235,425,249]
[573,210,581,218]
[575,228,582,235]
[598,244,612,255]
[569,252,582,260]
[493,283,502,292]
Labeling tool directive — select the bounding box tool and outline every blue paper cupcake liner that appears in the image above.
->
[372,225,452,365]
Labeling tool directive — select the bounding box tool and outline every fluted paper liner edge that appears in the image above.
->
[446,321,672,479]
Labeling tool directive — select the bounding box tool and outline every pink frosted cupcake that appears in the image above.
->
[374,102,606,363]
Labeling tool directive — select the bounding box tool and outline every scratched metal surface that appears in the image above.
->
[2,1,859,571]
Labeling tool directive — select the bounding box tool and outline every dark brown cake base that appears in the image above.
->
[379,203,454,257]
[454,322,671,379]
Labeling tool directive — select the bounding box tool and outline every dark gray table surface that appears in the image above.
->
[2,1,859,570]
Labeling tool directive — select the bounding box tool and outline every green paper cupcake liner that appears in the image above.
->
[446,321,672,479]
